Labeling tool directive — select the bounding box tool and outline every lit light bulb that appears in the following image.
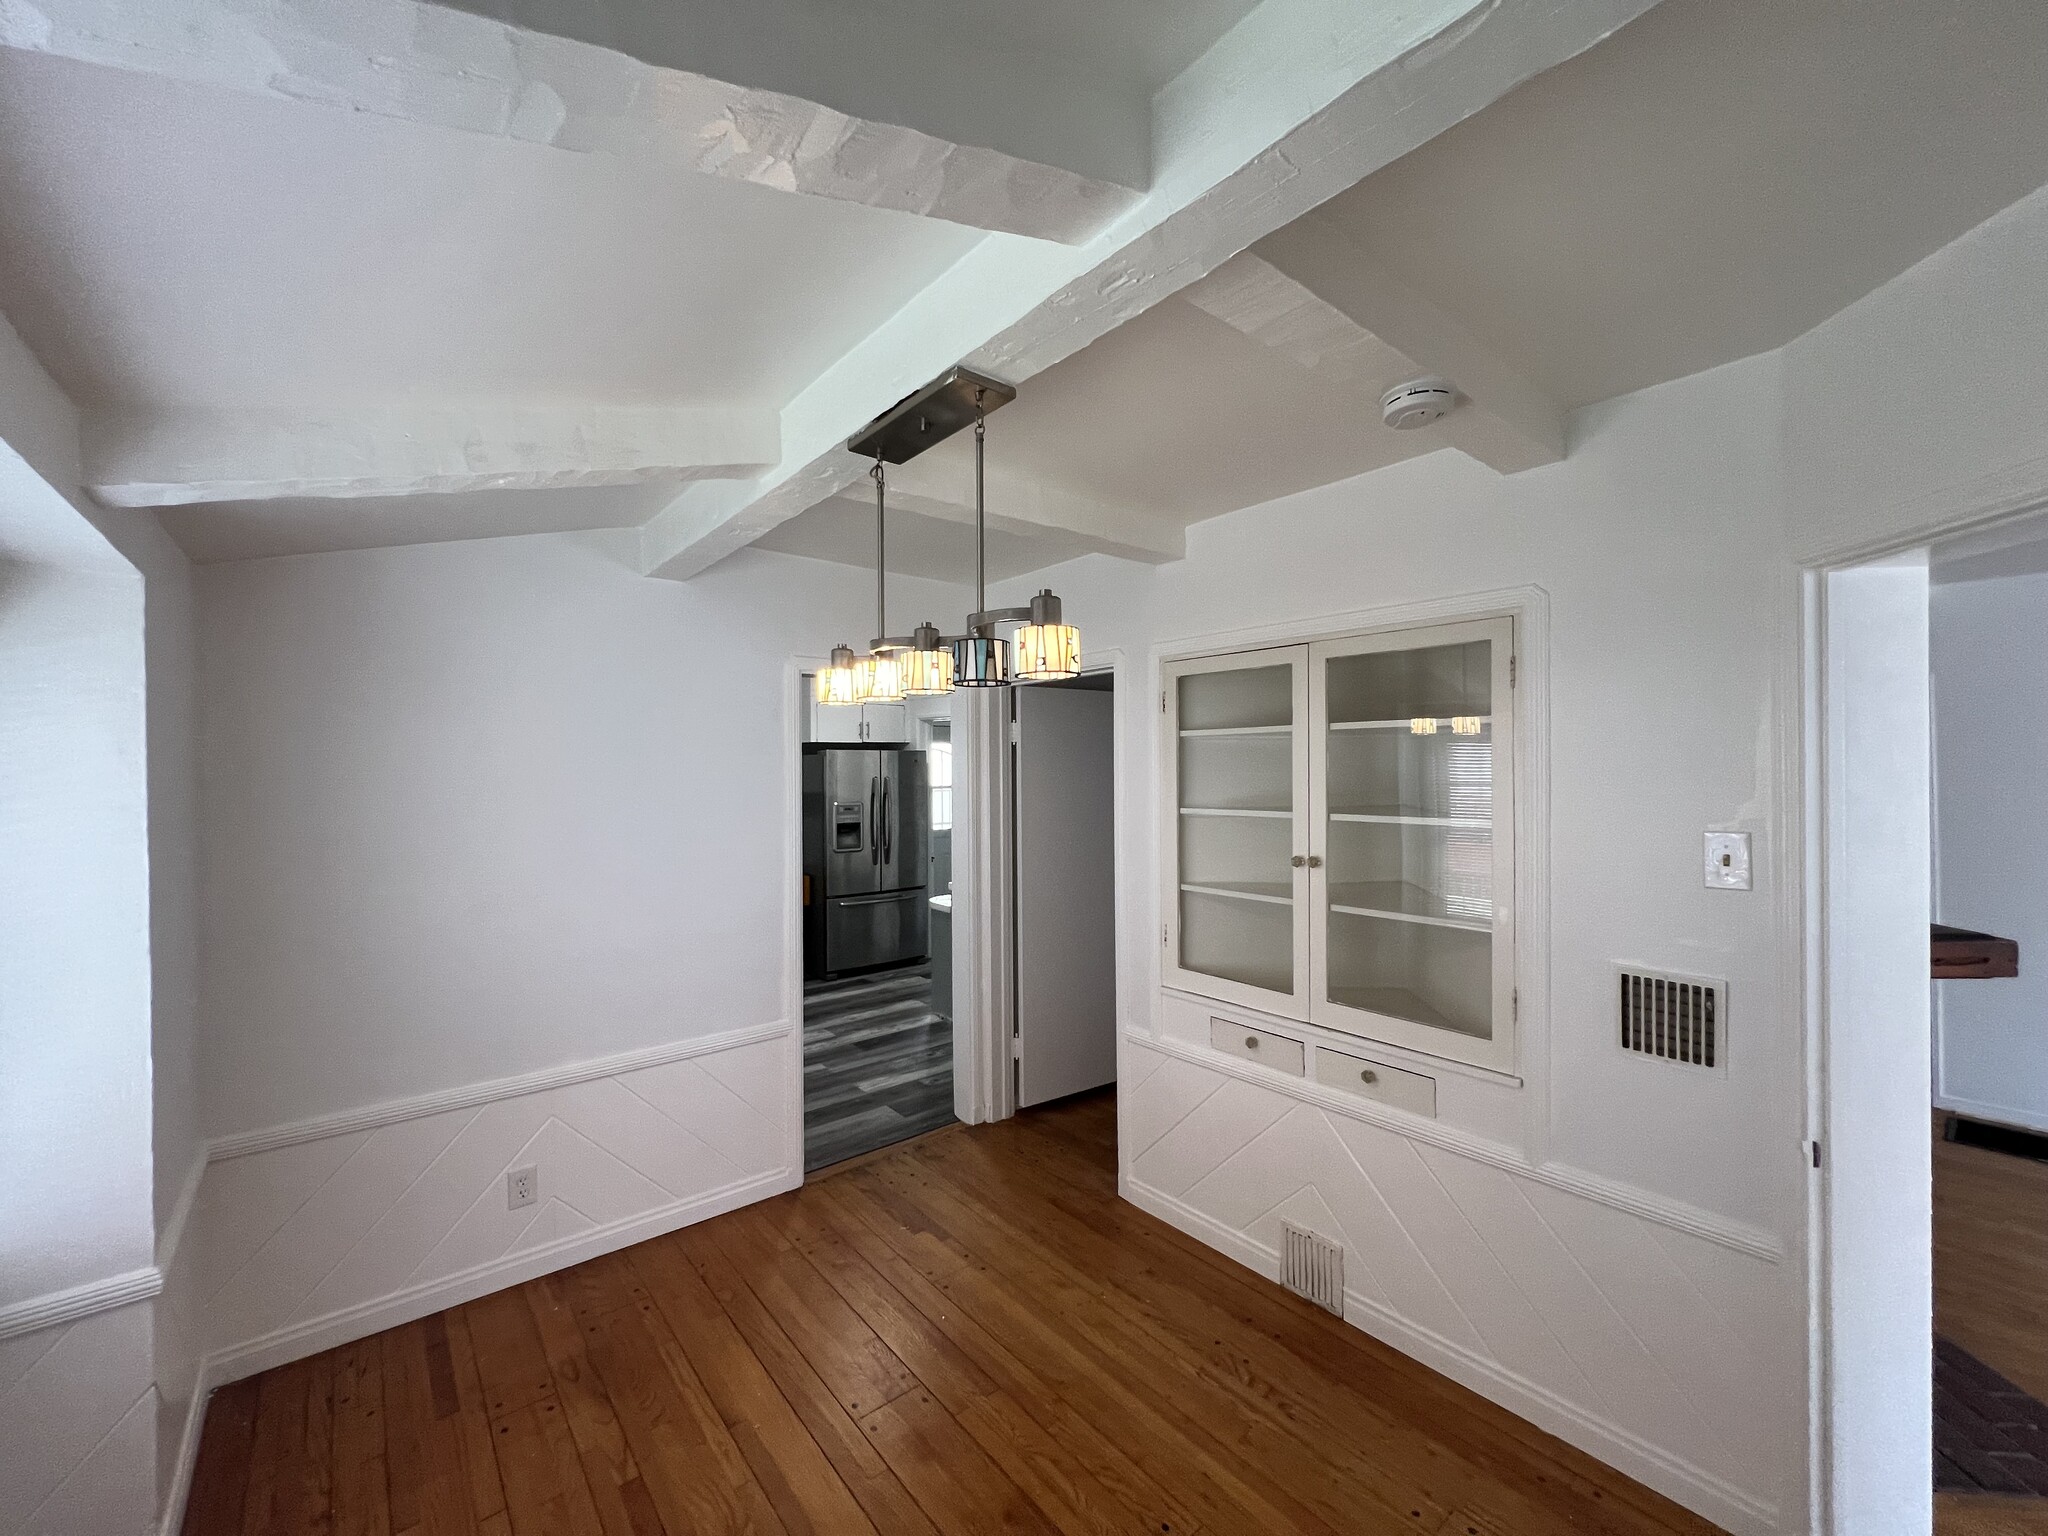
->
[1409,717,1439,735]
[852,652,905,704]
[816,646,859,706]
[1451,716,1483,736]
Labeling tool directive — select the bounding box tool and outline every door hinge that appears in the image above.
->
[1163,923,1170,949]
[1010,718,1022,744]
[1810,1140,1822,1169]
[1160,690,1168,713]
[1509,654,1517,689]
[1511,987,1518,1022]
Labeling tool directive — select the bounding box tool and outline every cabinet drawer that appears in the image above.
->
[1315,1048,1436,1118]
[1210,1018,1305,1076]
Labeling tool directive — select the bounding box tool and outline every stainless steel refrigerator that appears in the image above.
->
[802,744,930,979]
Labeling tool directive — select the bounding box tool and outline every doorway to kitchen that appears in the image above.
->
[798,678,956,1170]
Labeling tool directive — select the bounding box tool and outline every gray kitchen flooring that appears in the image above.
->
[803,963,954,1171]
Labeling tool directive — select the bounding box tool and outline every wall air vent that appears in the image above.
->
[1616,965,1724,1069]
[1279,1221,1345,1315]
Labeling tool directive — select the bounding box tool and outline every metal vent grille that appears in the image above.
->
[1279,1222,1344,1315]
[1617,966,1723,1068]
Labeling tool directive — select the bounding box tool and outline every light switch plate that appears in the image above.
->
[1704,831,1751,890]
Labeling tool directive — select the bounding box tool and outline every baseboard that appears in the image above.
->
[204,1164,798,1387]
[1934,1093,2048,1139]
[157,1371,215,1536]
[1123,1176,1785,1536]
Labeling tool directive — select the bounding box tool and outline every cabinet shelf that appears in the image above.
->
[1328,716,1492,732]
[1180,806,1292,819]
[1181,881,1294,906]
[1326,985,1488,1040]
[1180,725,1291,738]
[1326,881,1491,932]
[1328,810,1490,828]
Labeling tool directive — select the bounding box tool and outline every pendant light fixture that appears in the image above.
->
[826,365,1080,696]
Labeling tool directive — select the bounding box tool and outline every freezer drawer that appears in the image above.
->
[825,889,929,975]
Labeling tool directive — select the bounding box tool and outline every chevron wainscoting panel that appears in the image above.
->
[0,1301,159,1536]
[1119,1037,1803,1536]
[190,1028,794,1386]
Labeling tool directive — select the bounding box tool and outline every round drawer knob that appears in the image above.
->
[1244,1036,1260,1050]
[1360,1069,1378,1084]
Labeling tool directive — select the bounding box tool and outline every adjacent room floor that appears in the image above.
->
[180,1092,1724,1536]
[802,964,953,1172]
[1937,1119,2048,1534]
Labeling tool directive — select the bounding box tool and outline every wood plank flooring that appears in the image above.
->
[1939,1117,2048,1533]
[804,965,953,1171]
[184,1092,1726,1536]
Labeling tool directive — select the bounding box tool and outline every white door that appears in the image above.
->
[1014,685,1117,1107]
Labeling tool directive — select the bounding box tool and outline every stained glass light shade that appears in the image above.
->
[1014,622,1081,682]
[952,634,1009,688]
[815,647,859,706]
[902,646,955,695]
[852,653,905,704]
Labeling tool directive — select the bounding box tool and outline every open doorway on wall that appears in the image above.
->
[1012,670,1118,1108]
[798,677,956,1171]
[1925,516,2048,1516]
[1818,510,2048,1533]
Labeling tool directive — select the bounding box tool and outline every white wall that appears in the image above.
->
[198,533,966,1134]
[0,559,155,1306]
[177,534,969,1398]
[1932,570,2048,1131]
[996,347,1806,1530]
[0,313,193,1536]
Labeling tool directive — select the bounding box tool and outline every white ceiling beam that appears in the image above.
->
[0,0,1142,243]
[639,0,1658,581]
[85,405,777,508]
[1235,214,1566,472]
[876,456,1184,566]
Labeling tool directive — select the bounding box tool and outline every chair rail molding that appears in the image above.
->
[0,1266,163,1342]
[207,1019,793,1161]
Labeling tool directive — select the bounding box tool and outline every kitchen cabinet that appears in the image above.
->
[1162,616,1517,1073]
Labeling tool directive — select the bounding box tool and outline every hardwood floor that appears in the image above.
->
[804,965,954,1172]
[184,1092,1725,1536]
[1939,1119,2048,1533]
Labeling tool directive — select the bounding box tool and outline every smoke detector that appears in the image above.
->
[1382,377,1459,430]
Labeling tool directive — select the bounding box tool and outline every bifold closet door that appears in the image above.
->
[1014,685,1117,1107]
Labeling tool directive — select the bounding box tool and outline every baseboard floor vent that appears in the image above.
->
[1280,1222,1344,1315]
[1617,965,1723,1069]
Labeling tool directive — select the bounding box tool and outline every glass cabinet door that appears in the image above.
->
[1162,647,1311,1019]
[1310,619,1515,1071]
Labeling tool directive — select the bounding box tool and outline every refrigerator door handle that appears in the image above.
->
[881,774,891,866]
[836,890,919,908]
[868,776,879,865]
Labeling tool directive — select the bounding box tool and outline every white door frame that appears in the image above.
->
[951,647,1129,1124]
[1802,485,2048,1533]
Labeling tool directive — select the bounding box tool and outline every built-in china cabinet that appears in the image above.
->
[1162,616,1517,1074]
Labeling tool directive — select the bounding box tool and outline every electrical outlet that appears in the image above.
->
[507,1166,538,1210]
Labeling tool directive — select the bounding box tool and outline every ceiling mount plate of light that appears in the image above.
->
[816,364,1079,705]
[846,366,1016,463]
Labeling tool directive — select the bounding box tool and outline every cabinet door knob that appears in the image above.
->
[1244,1036,1260,1050]
[1290,854,1307,868]
[1360,1069,1378,1084]
[1307,855,1323,868]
